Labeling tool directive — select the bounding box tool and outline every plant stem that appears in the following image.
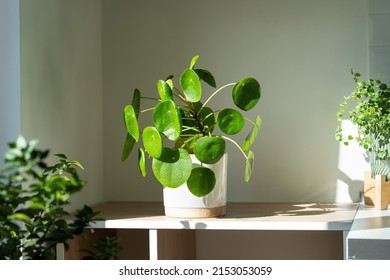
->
[182,126,200,133]
[173,87,188,104]
[140,107,155,114]
[179,107,192,114]
[200,83,236,113]
[244,117,255,125]
[221,135,247,160]
[141,97,159,101]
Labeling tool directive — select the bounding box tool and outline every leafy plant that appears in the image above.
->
[0,136,101,259]
[81,236,122,260]
[122,55,262,197]
[335,70,390,177]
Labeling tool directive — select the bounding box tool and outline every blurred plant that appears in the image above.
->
[0,136,100,259]
[335,70,390,178]
[81,236,122,260]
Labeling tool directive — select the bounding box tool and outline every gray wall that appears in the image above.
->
[0,0,21,164]
[20,0,104,209]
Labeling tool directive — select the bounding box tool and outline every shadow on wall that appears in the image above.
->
[336,168,364,203]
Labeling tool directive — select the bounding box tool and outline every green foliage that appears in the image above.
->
[153,100,182,141]
[152,148,193,188]
[122,55,263,196]
[187,167,216,197]
[335,70,390,177]
[81,236,122,260]
[124,105,139,142]
[217,108,245,135]
[193,136,226,164]
[142,126,162,158]
[0,136,103,260]
[180,68,202,102]
[232,77,261,111]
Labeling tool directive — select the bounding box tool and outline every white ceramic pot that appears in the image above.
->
[163,154,228,218]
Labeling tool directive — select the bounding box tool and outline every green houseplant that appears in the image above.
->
[335,70,390,178]
[0,136,120,259]
[122,55,262,217]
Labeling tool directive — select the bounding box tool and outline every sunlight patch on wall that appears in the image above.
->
[336,120,370,202]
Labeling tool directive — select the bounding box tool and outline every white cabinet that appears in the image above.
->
[347,204,390,259]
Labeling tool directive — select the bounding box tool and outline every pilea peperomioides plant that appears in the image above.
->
[122,55,262,197]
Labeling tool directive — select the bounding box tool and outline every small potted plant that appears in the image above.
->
[335,70,390,209]
[121,55,262,218]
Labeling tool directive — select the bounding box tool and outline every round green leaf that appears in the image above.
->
[194,136,226,164]
[243,115,262,151]
[187,167,216,197]
[152,148,192,188]
[195,68,216,88]
[142,126,162,158]
[124,105,139,142]
[138,148,146,177]
[217,108,245,135]
[180,68,202,102]
[244,150,255,182]
[153,100,182,141]
[157,80,173,101]
[232,77,261,111]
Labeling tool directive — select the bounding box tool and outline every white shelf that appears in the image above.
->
[348,204,390,239]
[61,202,359,260]
[90,201,358,231]
[83,201,358,260]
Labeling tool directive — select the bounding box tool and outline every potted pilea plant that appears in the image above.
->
[0,136,120,259]
[335,70,390,209]
[122,55,262,218]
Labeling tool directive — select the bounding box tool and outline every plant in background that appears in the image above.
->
[0,136,113,260]
[335,70,390,178]
[122,55,262,197]
[81,236,122,260]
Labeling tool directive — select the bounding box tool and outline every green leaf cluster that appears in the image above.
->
[0,136,115,259]
[122,55,262,197]
[80,236,122,260]
[335,70,390,177]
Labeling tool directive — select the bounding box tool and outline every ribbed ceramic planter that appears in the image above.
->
[163,154,228,218]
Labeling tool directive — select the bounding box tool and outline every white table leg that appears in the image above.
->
[149,229,158,260]
[343,230,349,260]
